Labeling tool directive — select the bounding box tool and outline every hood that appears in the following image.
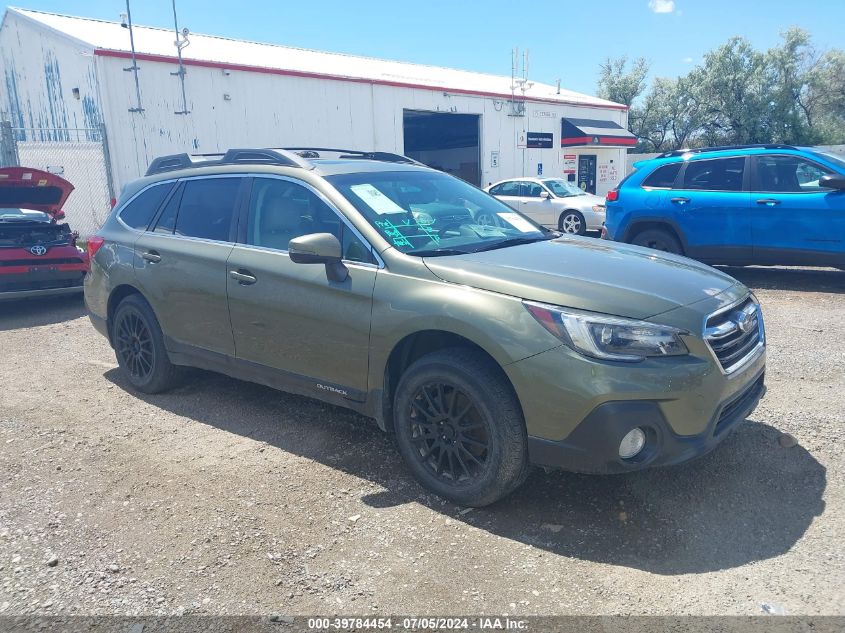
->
[423,236,741,320]
[0,167,74,217]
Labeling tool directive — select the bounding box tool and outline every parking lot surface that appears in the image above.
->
[0,267,843,616]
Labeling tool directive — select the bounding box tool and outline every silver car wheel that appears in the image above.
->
[561,213,582,234]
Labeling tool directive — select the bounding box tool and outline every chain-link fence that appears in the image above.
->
[0,121,114,237]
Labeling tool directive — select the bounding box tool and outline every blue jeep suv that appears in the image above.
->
[603,145,845,268]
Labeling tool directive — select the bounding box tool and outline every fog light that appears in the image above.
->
[619,428,646,459]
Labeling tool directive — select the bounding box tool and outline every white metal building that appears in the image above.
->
[0,7,633,199]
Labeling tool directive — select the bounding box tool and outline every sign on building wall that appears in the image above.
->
[563,154,576,174]
[526,132,553,148]
[490,151,499,168]
[517,130,527,148]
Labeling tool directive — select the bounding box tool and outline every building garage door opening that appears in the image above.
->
[403,110,481,185]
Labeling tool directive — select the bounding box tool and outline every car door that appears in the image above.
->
[750,153,845,266]
[670,156,752,263]
[519,182,557,226]
[488,181,523,211]
[133,175,245,356]
[226,175,378,399]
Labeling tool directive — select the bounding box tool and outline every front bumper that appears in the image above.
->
[527,370,765,473]
[0,285,83,300]
[0,269,86,301]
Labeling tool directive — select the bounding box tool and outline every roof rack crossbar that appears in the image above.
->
[145,148,313,176]
[279,147,424,166]
[656,144,799,159]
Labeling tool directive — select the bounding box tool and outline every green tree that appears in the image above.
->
[596,29,845,150]
[597,56,649,108]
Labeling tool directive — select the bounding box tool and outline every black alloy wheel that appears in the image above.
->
[115,308,154,381]
[408,381,491,484]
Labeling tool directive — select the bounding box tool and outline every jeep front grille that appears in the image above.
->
[704,297,764,373]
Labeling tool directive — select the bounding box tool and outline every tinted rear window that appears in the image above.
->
[682,157,745,192]
[119,182,173,230]
[174,178,241,241]
[490,181,521,196]
[642,163,681,188]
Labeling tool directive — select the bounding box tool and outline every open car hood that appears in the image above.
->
[0,167,74,217]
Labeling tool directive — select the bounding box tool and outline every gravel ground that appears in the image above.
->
[0,266,843,617]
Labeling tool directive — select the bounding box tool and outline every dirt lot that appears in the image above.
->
[0,267,843,617]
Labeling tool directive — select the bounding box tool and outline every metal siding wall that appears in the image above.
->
[93,54,628,194]
[0,13,101,136]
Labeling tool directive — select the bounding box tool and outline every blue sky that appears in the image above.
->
[6,0,844,96]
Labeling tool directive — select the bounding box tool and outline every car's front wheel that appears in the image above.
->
[559,210,586,235]
[631,228,683,254]
[393,348,529,507]
[112,294,181,394]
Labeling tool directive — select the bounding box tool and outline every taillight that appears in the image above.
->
[87,235,105,259]
[606,189,619,202]
[110,198,117,209]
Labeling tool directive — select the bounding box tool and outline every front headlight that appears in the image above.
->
[524,301,689,362]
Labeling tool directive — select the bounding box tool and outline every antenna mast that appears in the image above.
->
[123,0,144,113]
[171,0,191,115]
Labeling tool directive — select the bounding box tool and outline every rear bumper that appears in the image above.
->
[88,310,109,340]
[527,370,766,473]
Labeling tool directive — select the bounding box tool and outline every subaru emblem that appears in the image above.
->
[734,309,754,333]
[30,245,47,256]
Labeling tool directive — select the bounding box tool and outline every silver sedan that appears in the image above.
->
[484,177,606,235]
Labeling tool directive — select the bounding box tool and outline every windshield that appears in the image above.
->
[328,171,551,256]
[542,179,585,197]
[0,208,52,223]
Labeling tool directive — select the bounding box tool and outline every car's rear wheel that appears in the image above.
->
[559,210,586,235]
[631,228,682,254]
[113,295,180,393]
[393,348,529,507]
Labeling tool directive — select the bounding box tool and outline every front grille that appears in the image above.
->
[704,297,764,373]
[0,257,85,267]
[0,276,83,292]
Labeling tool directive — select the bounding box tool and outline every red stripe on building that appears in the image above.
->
[561,136,637,146]
[93,49,629,112]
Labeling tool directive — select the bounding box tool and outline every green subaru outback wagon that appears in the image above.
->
[85,148,766,506]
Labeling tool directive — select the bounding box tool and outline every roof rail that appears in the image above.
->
[280,147,424,166]
[145,148,313,176]
[656,144,799,159]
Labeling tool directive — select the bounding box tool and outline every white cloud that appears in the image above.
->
[648,0,676,13]
[682,56,694,63]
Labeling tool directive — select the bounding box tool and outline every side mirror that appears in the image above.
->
[288,233,348,282]
[819,174,845,190]
[52,210,66,222]
[540,191,553,200]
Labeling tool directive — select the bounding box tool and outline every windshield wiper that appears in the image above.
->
[470,235,552,253]
[412,247,472,257]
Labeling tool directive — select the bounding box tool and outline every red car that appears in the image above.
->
[0,167,89,300]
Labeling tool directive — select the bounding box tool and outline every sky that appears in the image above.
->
[4,0,844,96]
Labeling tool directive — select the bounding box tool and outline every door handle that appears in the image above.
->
[229,269,257,285]
[670,197,690,204]
[756,198,781,206]
[141,251,161,263]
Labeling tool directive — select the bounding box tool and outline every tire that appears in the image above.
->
[631,228,683,254]
[559,210,586,235]
[393,348,530,507]
[112,294,181,394]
